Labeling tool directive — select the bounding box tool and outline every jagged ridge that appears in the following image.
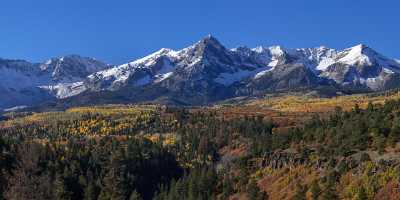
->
[1,36,400,109]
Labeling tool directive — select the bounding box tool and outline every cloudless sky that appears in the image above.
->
[1,0,399,64]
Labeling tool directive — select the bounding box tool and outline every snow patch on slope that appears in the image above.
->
[338,44,372,65]
[3,106,28,112]
[89,48,178,87]
[128,48,177,66]
[154,72,173,83]
[215,67,268,85]
[359,76,384,90]
[268,46,285,57]
[91,65,132,84]
[39,82,86,99]
[250,46,285,67]
[254,68,275,79]
[383,68,395,74]
[316,58,336,71]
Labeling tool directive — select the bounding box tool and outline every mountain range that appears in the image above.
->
[1,35,400,110]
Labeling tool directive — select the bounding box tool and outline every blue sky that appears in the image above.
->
[1,0,399,64]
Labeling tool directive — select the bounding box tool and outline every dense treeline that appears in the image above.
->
[0,107,274,199]
[0,99,400,199]
[247,100,400,158]
[291,100,400,156]
[0,137,182,200]
[243,100,400,199]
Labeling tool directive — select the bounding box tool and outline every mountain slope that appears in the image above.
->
[318,44,400,91]
[1,36,400,109]
[0,56,110,109]
[71,37,400,106]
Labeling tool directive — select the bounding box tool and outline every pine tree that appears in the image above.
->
[5,144,54,200]
[99,150,129,200]
[54,174,74,200]
[84,182,100,200]
[388,125,400,147]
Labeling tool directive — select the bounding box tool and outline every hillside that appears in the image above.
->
[1,93,400,199]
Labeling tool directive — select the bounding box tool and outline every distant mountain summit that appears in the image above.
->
[0,55,110,109]
[40,55,110,82]
[1,36,400,109]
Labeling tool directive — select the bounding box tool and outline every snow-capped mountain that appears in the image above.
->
[1,36,400,109]
[319,45,400,91]
[38,55,111,99]
[40,55,110,82]
[0,55,110,110]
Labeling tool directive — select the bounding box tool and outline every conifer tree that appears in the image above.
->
[54,174,74,200]
[99,150,129,200]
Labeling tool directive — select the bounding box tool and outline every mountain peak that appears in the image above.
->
[347,44,377,55]
[43,54,99,65]
[339,44,377,62]
[317,45,330,50]
[355,43,372,51]
[204,34,215,40]
[268,46,286,57]
[39,54,110,81]
[354,43,368,48]
[333,43,400,73]
[181,35,229,62]
[198,35,223,48]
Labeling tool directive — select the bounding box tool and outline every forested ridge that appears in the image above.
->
[0,99,400,199]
